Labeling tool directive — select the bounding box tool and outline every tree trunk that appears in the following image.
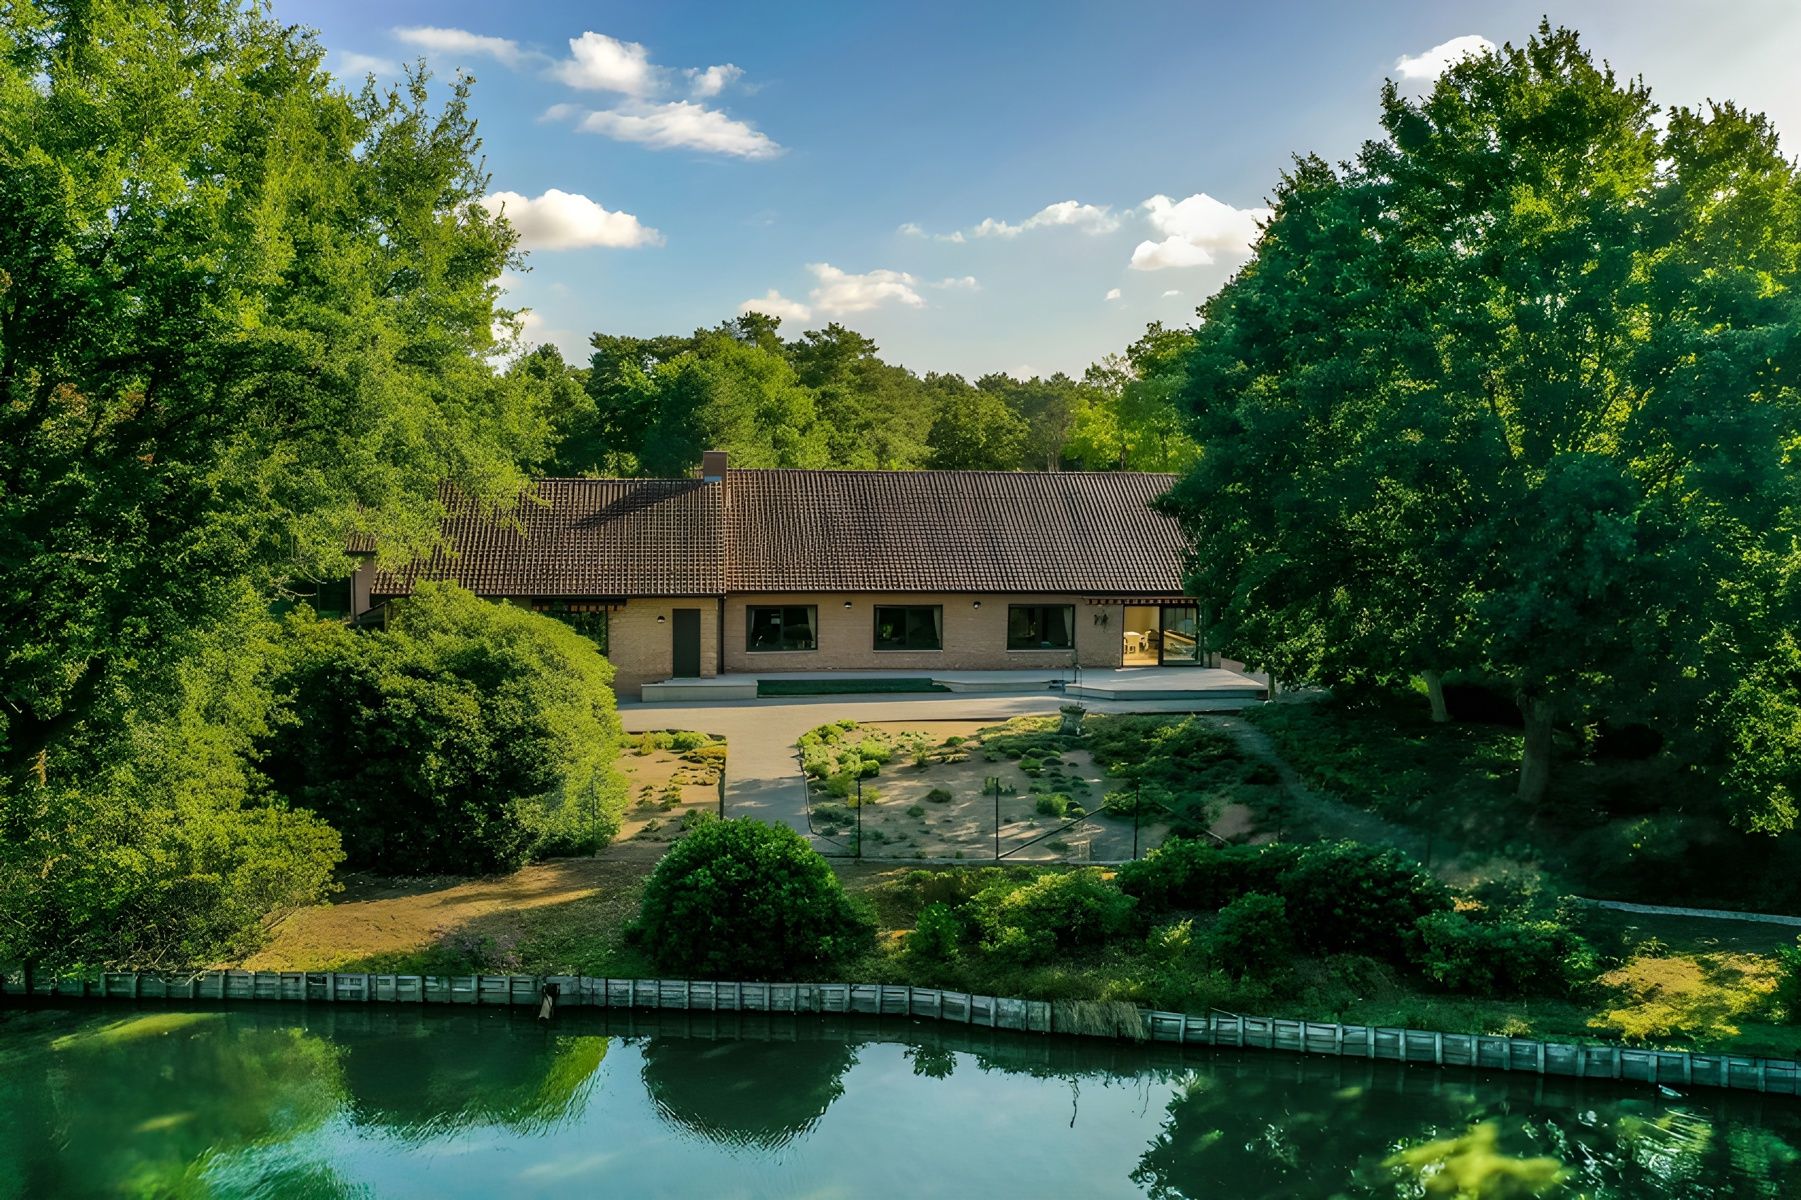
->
[1517,693,1556,806]
[1422,671,1449,723]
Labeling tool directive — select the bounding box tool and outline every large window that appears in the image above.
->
[1007,604,1074,650]
[874,605,942,651]
[747,605,818,652]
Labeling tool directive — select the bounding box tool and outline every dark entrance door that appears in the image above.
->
[671,609,702,677]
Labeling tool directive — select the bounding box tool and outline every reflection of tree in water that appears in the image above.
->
[1129,1063,1801,1200]
[906,1044,958,1079]
[641,1037,858,1150]
[336,1015,607,1135]
[1,1009,353,1198]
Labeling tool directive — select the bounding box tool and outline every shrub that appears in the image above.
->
[1413,910,1594,997]
[969,869,1136,962]
[263,582,626,873]
[678,808,718,832]
[1208,892,1293,978]
[907,804,926,818]
[905,902,965,963]
[1116,838,1301,911]
[1775,937,1801,1025]
[631,820,873,977]
[667,730,711,752]
[926,787,954,803]
[1036,794,1071,818]
[1277,842,1451,960]
[1146,919,1196,961]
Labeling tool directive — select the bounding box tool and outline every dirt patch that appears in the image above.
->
[241,856,653,972]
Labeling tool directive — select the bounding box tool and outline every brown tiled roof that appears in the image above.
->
[370,479,723,598]
[723,469,1188,594]
[370,469,1190,599]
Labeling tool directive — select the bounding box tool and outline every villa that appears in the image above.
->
[351,451,1225,698]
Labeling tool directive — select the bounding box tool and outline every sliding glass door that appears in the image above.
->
[1159,605,1202,665]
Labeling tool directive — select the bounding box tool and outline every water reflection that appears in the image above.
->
[0,1005,1797,1198]
[640,1036,857,1149]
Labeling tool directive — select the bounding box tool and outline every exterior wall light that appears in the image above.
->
[972,600,982,609]
[843,600,853,609]
[656,614,666,623]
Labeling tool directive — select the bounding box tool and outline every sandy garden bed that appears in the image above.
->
[614,731,726,847]
[797,714,1276,861]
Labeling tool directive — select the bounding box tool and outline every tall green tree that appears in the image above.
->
[924,375,1030,469]
[0,1,550,785]
[1165,23,1801,818]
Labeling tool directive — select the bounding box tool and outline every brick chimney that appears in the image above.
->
[701,449,728,483]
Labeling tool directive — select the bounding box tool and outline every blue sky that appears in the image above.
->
[288,1,1801,378]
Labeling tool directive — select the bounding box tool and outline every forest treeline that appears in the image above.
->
[515,316,1199,476]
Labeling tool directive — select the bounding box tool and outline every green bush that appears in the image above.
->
[1413,910,1595,996]
[1035,794,1071,818]
[905,902,965,963]
[1277,842,1450,961]
[631,820,873,977]
[926,787,954,803]
[262,582,626,873]
[1116,838,1301,911]
[1772,937,1801,1025]
[969,869,1136,962]
[907,804,926,818]
[1208,892,1293,977]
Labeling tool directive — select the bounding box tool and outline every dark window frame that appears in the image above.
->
[873,604,943,652]
[746,604,819,652]
[1007,604,1076,651]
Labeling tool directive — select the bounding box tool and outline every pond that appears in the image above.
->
[1,1004,1797,1198]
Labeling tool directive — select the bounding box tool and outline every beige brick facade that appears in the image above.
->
[721,593,1125,675]
[604,597,721,696]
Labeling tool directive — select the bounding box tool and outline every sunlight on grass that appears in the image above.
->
[52,1012,223,1051]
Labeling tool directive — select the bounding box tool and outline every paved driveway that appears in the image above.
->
[617,691,1230,837]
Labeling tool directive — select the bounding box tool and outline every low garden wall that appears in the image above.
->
[6,969,1797,1098]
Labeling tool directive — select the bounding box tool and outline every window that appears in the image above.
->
[1007,605,1074,650]
[874,605,942,651]
[537,604,609,654]
[747,605,817,652]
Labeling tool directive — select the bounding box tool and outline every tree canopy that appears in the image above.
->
[1163,22,1801,820]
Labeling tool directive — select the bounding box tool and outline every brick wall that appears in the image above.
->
[606,598,720,696]
[719,593,1125,674]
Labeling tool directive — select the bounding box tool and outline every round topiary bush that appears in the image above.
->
[630,819,873,977]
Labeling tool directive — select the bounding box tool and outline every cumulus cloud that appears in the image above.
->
[687,63,744,97]
[393,26,530,68]
[1393,35,1496,84]
[333,50,399,78]
[1105,287,1122,301]
[807,263,926,315]
[930,276,980,290]
[740,289,812,322]
[905,200,1118,242]
[1162,289,1183,297]
[1129,193,1271,270]
[479,189,662,250]
[575,101,781,158]
[555,31,657,94]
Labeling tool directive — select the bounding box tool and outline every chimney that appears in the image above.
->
[701,450,728,483]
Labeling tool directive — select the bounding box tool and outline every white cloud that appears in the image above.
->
[807,263,926,315]
[1129,193,1271,270]
[575,101,781,158]
[930,276,980,290]
[1162,289,1183,297]
[479,189,662,250]
[334,50,399,78]
[687,63,743,97]
[393,26,529,69]
[739,289,812,322]
[539,102,580,122]
[1104,287,1122,301]
[907,200,1118,242]
[1393,35,1496,84]
[555,31,657,94]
